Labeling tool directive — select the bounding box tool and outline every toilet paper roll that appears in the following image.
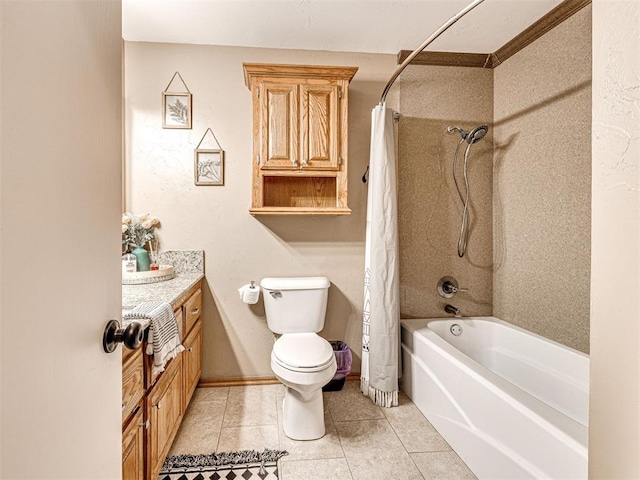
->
[238,283,261,304]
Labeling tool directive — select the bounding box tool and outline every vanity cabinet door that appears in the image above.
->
[122,404,144,480]
[122,347,144,422]
[146,356,183,480]
[182,321,202,409]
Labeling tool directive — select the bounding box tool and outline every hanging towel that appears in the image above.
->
[124,301,184,376]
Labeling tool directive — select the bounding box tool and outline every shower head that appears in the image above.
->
[446,124,489,144]
[467,125,488,144]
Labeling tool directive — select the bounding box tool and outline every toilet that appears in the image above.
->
[261,276,337,441]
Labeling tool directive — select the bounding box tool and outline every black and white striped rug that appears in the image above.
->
[159,449,287,480]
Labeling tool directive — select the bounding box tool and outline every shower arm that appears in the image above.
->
[379,0,486,105]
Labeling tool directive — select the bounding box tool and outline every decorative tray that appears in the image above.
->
[122,265,175,285]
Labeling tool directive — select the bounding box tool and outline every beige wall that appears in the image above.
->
[589,1,640,477]
[125,42,397,378]
[398,65,494,318]
[492,6,592,353]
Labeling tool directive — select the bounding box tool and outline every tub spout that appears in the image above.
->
[444,304,462,318]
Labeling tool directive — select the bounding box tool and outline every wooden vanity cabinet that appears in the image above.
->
[122,281,203,480]
[122,347,144,422]
[243,63,358,215]
[182,320,202,407]
[122,403,144,480]
[146,355,183,480]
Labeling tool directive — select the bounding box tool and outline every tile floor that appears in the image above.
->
[169,381,477,480]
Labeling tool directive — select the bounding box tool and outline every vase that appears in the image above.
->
[131,245,150,272]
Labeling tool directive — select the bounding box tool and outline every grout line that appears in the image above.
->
[341,455,357,480]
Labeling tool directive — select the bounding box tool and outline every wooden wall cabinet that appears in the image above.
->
[122,283,203,480]
[243,63,358,215]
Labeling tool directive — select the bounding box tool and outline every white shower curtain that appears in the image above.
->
[361,103,399,408]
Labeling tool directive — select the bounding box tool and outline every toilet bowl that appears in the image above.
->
[261,276,336,440]
[271,333,337,440]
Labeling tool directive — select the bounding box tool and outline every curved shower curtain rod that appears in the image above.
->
[379,0,486,105]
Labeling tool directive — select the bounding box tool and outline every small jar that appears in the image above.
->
[122,253,137,274]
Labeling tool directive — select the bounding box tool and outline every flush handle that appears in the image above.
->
[269,291,282,298]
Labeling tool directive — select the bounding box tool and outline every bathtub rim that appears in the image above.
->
[401,316,589,360]
[400,316,589,453]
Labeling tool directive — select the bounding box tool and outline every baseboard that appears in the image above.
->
[198,373,361,388]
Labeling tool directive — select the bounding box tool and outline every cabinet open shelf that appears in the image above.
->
[250,207,352,216]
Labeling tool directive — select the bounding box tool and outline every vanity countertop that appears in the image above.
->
[122,272,204,311]
[121,250,204,329]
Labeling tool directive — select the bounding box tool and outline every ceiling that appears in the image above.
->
[122,0,564,55]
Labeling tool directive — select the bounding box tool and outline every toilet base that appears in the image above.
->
[281,386,325,440]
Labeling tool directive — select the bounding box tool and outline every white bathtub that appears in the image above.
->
[400,317,589,480]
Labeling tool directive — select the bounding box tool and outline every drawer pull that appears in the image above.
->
[191,307,200,315]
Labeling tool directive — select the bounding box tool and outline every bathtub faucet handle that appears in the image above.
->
[451,284,468,293]
[438,276,468,298]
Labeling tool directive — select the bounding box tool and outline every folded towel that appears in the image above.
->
[124,301,184,376]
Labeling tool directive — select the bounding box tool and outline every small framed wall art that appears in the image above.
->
[194,128,225,186]
[162,71,192,129]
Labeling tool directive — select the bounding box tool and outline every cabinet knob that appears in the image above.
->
[154,401,162,409]
[187,347,193,353]
[291,159,298,166]
[301,158,309,166]
[191,307,199,315]
[139,419,150,429]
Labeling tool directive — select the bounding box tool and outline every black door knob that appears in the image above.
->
[102,319,144,353]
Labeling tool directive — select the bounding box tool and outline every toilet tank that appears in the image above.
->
[260,276,330,334]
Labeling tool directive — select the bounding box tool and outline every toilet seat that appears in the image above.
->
[273,333,334,372]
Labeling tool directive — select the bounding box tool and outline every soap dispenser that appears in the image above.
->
[122,253,137,274]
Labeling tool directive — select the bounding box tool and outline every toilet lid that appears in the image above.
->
[273,333,334,372]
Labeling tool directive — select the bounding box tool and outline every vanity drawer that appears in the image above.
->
[183,288,202,335]
[174,307,184,341]
[122,347,144,422]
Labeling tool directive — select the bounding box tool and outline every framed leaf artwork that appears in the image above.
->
[194,128,225,186]
[162,72,192,129]
[194,149,224,186]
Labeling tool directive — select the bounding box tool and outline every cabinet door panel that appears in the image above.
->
[147,356,183,480]
[122,347,144,422]
[122,405,144,480]
[301,84,339,170]
[260,83,299,169]
[182,321,202,409]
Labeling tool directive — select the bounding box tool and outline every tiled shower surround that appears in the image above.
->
[398,5,592,354]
